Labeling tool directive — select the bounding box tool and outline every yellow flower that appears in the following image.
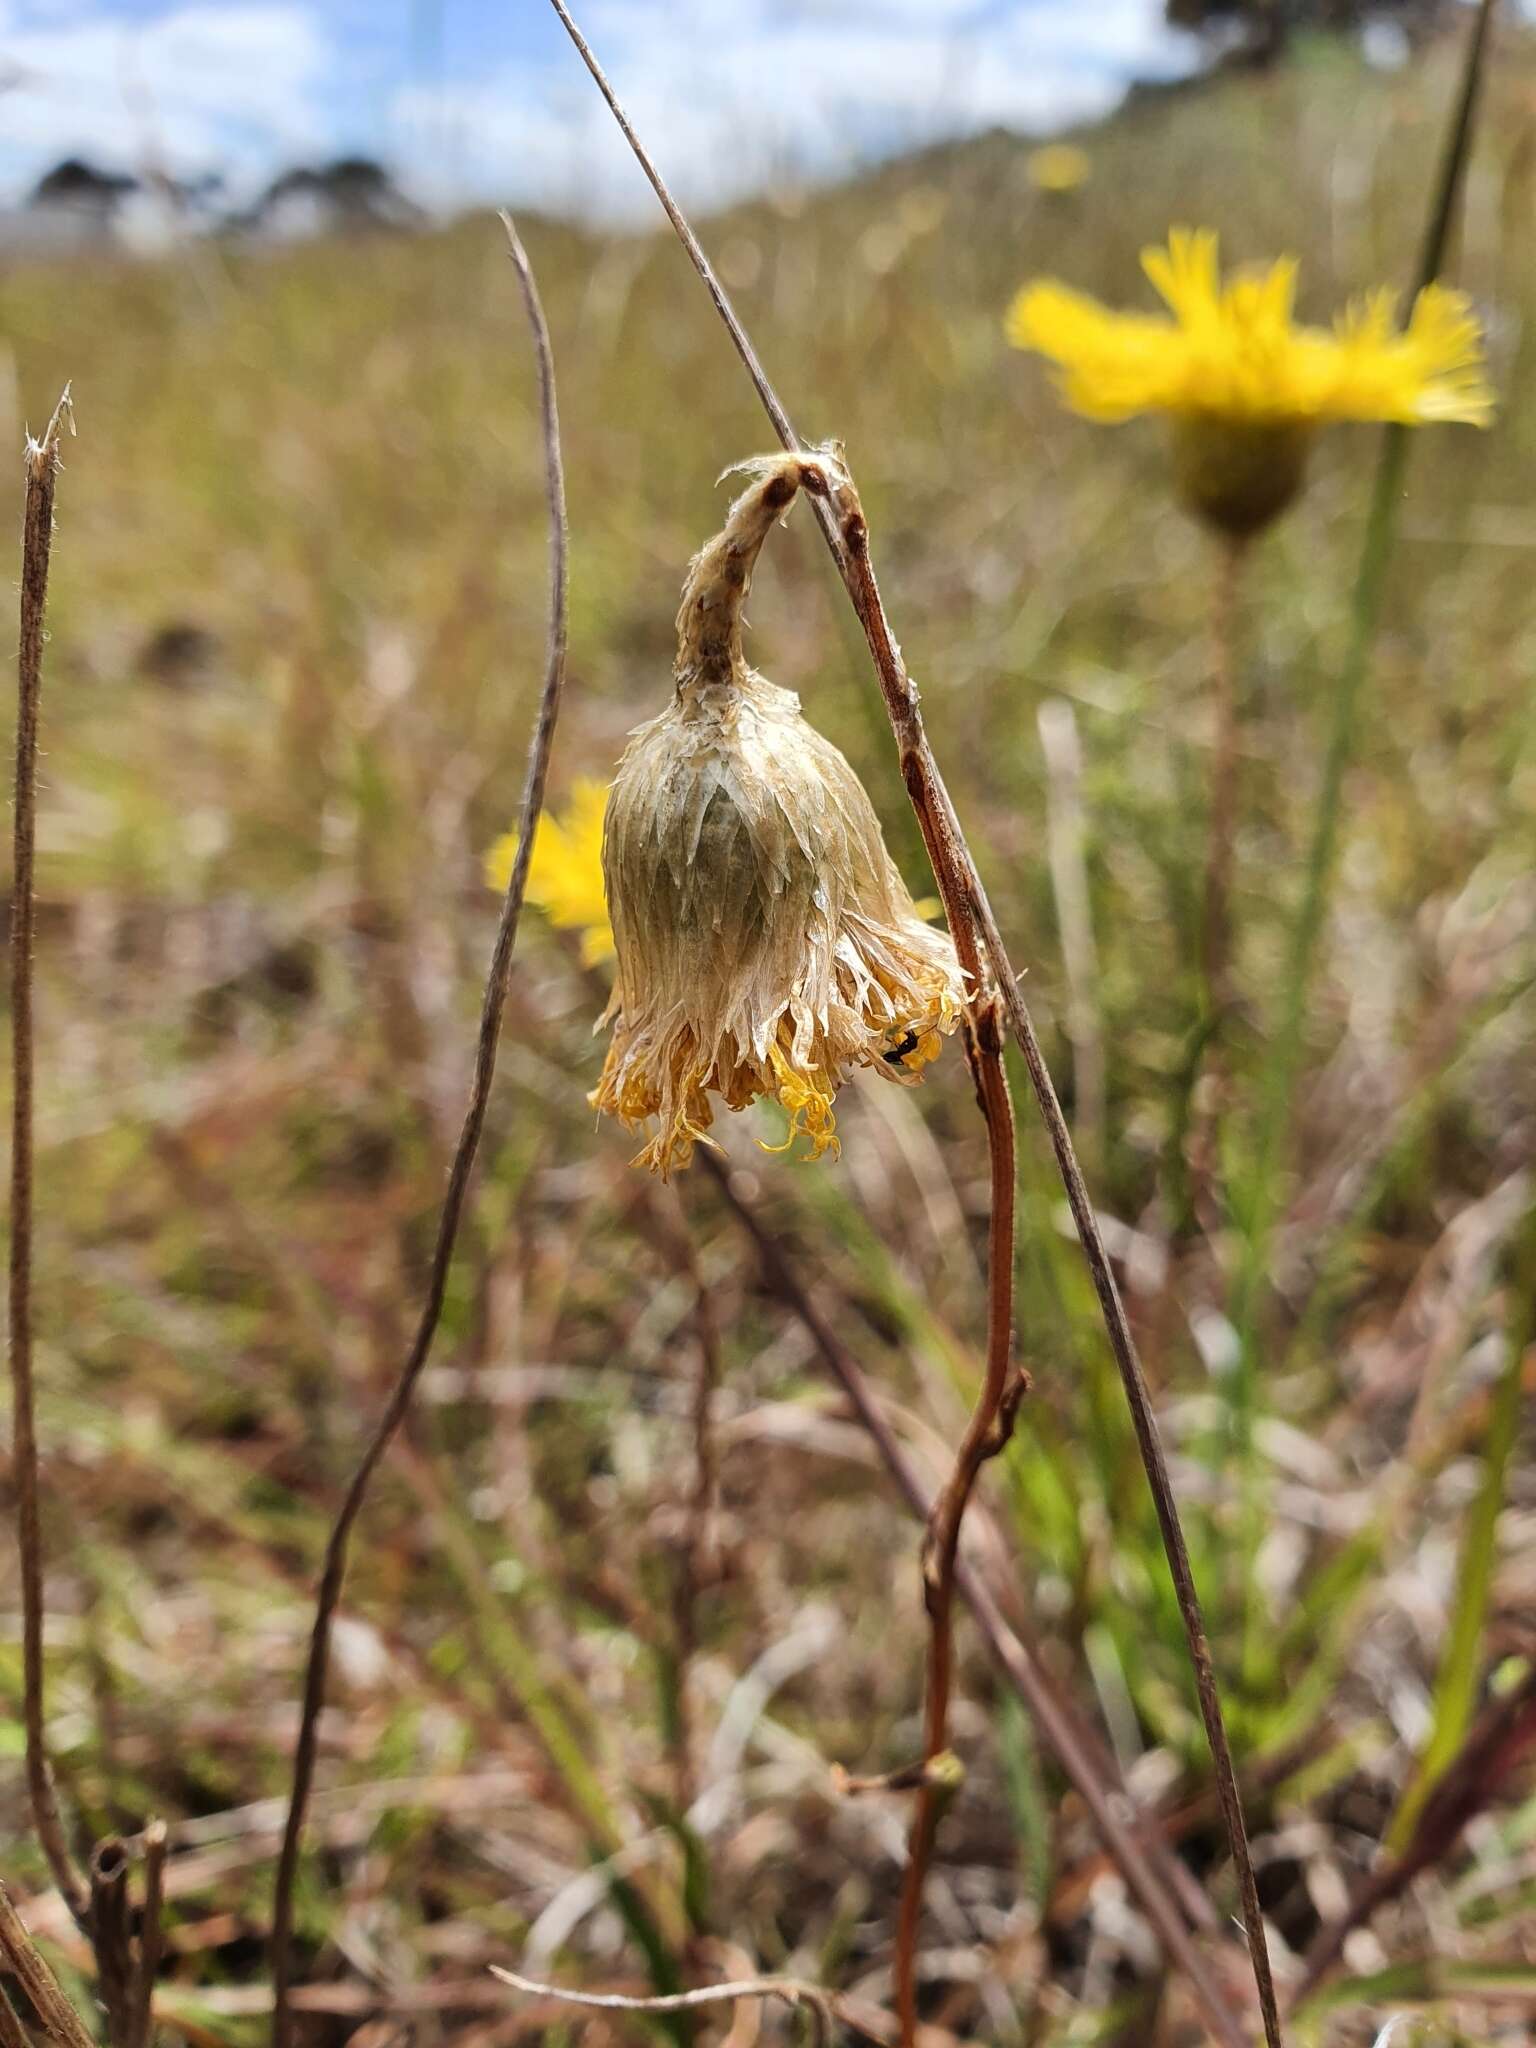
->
[1009,227,1491,427]
[1026,142,1091,194]
[1007,228,1492,533]
[484,777,614,966]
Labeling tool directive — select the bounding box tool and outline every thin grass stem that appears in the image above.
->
[1234,0,1499,1335]
[268,217,571,2045]
[1231,0,1500,1671]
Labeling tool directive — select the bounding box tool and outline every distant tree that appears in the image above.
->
[1166,0,1454,63]
[244,157,424,237]
[29,158,138,211]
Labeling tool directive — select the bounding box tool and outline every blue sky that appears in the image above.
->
[0,1,1200,216]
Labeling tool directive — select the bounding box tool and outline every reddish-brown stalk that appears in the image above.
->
[542,11,1284,2043]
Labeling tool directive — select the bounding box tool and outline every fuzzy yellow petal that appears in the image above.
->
[1006,281,1188,421]
[1321,283,1494,427]
[1008,228,1493,435]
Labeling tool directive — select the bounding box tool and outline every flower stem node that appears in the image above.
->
[594,452,966,1177]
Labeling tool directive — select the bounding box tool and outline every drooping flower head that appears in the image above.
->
[593,452,965,1178]
[1007,228,1493,534]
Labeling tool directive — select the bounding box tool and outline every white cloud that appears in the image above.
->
[0,4,330,195]
[400,1,1197,220]
[0,0,1199,216]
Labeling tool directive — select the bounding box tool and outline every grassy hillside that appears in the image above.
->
[1,27,1534,2047]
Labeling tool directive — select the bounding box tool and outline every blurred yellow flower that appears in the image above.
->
[1007,227,1493,430]
[1026,142,1091,194]
[1007,228,1491,534]
[484,777,614,965]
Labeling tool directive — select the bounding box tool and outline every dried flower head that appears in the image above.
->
[593,452,965,1177]
[1007,227,1492,534]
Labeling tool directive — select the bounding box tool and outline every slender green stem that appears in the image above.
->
[1232,0,1500,1525]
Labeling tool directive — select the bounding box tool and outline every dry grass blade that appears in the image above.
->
[489,1965,835,2048]
[544,8,1283,2040]
[267,215,571,2045]
[0,1882,97,2048]
[10,386,90,1936]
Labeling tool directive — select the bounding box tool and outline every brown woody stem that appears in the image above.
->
[10,390,90,1935]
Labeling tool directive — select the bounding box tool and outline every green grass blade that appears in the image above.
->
[1387,1198,1534,1851]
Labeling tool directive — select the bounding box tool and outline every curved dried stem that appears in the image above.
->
[894,995,1020,2048]
[268,216,571,2045]
[543,12,1283,2040]
[10,388,90,1935]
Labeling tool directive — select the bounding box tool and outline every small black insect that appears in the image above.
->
[882,1029,921,1067]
